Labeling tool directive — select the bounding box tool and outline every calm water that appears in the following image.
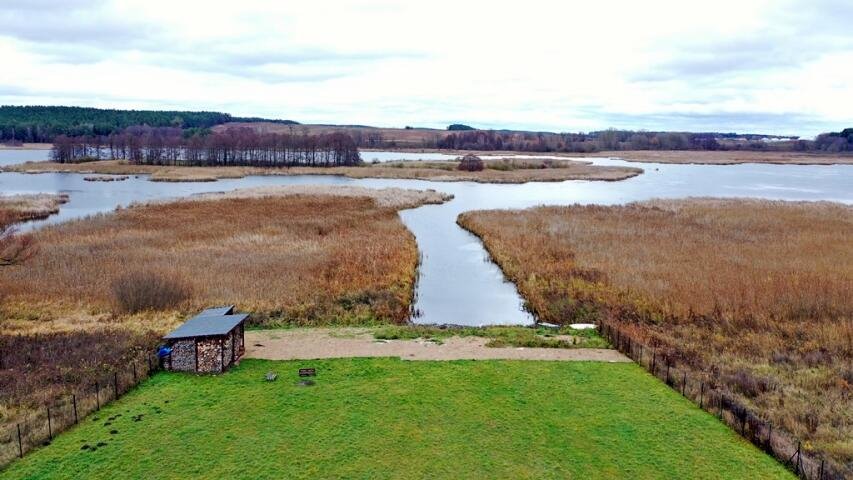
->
[0,149,51,166]
[2,151,851,326]
[361,150,459,162]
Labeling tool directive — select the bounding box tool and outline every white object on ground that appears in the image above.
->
[569,323,597,330]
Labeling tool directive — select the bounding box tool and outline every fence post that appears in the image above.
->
[666,362,671,385]
[133,362,138,383]
[795,441,801,475]
[652,349,657,374]
[95,382,100,411]
[72,394,78,424]
[719,394,724,418]
[47,407,52,440]
[114,372,119,399]
[16,424,23,458]
[699,382,705,409]
[767,423,772,449]
[681,372,687,396]
[638,345,643,366]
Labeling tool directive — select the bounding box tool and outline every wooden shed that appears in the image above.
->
[163,306,247,373]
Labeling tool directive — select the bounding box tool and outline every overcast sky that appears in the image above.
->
[1,0,851,137]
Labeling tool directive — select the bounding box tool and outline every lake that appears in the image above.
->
[2,150,851,326]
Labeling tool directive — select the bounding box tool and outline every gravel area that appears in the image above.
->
[245,328,630,362]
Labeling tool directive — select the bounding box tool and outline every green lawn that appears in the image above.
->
[1,359,791,479]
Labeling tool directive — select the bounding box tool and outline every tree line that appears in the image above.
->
[0,106,299,143]
[353,127,851,153]
[434,129,824,153]
[50,126,362,167]
[814,128,853,152]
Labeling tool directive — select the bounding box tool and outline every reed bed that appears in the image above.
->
[4,159,642,183]
[2,191,431,330]
[458,198,853,471]
[0,193,68,224]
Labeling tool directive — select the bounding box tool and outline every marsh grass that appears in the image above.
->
[5,159,642,183]
[1,193,426,329]
[458,198,853,469]
[0,193,69,224]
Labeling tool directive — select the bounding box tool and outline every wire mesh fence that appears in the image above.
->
[0,353,160,469]
[598,318,845,480]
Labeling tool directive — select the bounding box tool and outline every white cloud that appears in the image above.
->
[0,0,850,136]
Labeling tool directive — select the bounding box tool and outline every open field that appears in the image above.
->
[2,158,642,183]
[215,121,452,148]
[0,186,443,427]
[0,358,791,479]
[245,326,622,361]
[0,193,68,224]
[458,198,853,472]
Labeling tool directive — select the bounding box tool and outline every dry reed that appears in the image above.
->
[4,159,642,183]
[1,192,431,329]
[459,198,853,469]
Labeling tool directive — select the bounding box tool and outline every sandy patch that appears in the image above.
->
[246,328,630,362]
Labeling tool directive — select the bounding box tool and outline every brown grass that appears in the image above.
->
[0,329,159,421]
[1,189,438,331]
[4,159,642,183]
[458,198,853,469]
[0,193,69,225]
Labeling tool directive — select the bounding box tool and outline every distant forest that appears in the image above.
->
[0,106,297,143]
[435,128,853,153]
[51,126,361,167]
[4,105,850,154]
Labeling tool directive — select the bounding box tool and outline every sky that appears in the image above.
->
[1,0,851,137]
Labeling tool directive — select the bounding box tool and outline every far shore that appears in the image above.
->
[0,143,52,150]
[360,147,853,165]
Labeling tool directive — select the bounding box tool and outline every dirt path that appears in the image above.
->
[245,328,630,362]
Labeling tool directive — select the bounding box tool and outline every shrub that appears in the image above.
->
[457,154,484,172]
[111,272,190,313]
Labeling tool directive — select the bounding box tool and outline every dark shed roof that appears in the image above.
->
[199,305,235,316]
[164,307,248,340]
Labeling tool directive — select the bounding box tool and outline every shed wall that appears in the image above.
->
[197,338,223,373]
[235,324,245,356]
[223,333,234,368]
[170,340,196,372]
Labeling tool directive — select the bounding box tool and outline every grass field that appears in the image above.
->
[0,358,791,479]
[458,198,852,470]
